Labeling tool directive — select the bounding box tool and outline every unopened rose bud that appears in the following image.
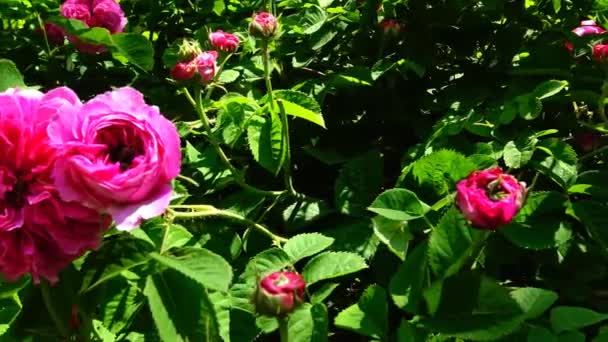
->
[209,30,240,53]
[380,19,402,36]
[574,131,602,152]
[254,271,305,316]
[171,61,196,81]
[177,39,203,62]
[249,12,278,39]
[593,44,608,63]
[456,168,527,230]
[194,51,219,83]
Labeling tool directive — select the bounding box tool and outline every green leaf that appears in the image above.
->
[389,242,428,313]
[111,33,155,71]
[527,326,557,342]
[368,188,431,221]
[92,320,117,342]
[503,141,534,169]
[284,5,327,35]
[311,283,339,304]
[335,152,384,216]
[0,59,25,91]
[334,285,388,340]
[533,80,568,100]
[510,287,558,320]
[569,200,608,250]
[401,150,476,199]
[558,331,585,342]
[324,218,380,260]
[515,94,543,120]
[150,247,233,291]
[80,238,154,293]
[275,90,325,128]
[287,303,329,342]
[283,233,335,263]
[218,69,240,84]
[97,278,143,335]
[501,192,570,250]
[550,306,608,333]
[302,251,368,286]
[372,216,412,260]
[0,297,21,336]
[568,169,608,201]
[144,270,221,341]
[247,113,286,175]
[532,138,577,188]
[396,320,426,342]
[428,208,486,278]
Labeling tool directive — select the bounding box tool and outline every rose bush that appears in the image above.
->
[1,0,608,341]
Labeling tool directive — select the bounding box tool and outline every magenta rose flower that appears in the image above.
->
[249,12,278,39]
[0,87,110,283]
[195,51,219,83]
[565,20,606,52]
[209,30,240,52]
[40,22,66,45]
[456,168,526,230]
[59,0,127,54]
[171,61,197,81]
[255,271,306,316]
[48,87,181,231]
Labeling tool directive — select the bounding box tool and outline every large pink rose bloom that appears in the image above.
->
[0,87,110,283]
[455,168,526,230]
[48,87,181,231]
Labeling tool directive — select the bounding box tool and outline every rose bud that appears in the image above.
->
[177,38,203,62]
[171,61,196,81]
[48,87,181,231]
[456,168,527,230]
[254,272,305,316]
[565,20,606,52]
[195,51,219,83]
[209,30,240,53]
[380,19,402,36]
[574,131,602,152]
[249,12,278,39]
[593,44,608,63]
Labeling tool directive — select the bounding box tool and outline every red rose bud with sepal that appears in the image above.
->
[565,20,606,52]
[380,19,402,36]
[209,30,240,53]
[249,12,278,39]
[254,271,305,316]
[456,168,527,230]
[171,61,196,81]
[593,44,608,63]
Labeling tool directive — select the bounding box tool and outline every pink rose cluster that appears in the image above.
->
[170,31,240,83]
[44,0,127,54]
[564,20,608,63]
[0,86,181,283]
[456,168,527,230]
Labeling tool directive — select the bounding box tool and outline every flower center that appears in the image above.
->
[5,178,28,209]
[486,178,507,201]
[96,127,145,171]
[273,274,290,288]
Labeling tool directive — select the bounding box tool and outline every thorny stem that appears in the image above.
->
[185,86,284,197]
[168,205,288,244]
[40,280,70,338]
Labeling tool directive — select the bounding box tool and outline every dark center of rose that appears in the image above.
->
[486,178,507,201]
[96,127,145,172]
[5,178,28,209]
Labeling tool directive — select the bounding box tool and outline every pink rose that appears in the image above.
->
[565,20,606,52]
[195,51,219,83]
[456,168,526,230]
[209,30,240,52]
[255,272,306,316]
[593,43,608,63]
[0,87,110,283]
[249,12,278,39]
[92,0,127,34]
[171,61,197,81]
[61,0,95,27]
[48,87,182,231]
